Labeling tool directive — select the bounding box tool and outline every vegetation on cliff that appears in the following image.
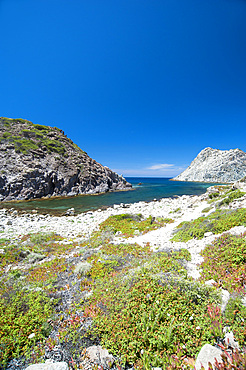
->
[0,117,131,201]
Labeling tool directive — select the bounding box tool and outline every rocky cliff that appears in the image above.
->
[172,147,246,183]
[0,117,131,201]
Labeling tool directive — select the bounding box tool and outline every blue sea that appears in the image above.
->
[2,177,217,215]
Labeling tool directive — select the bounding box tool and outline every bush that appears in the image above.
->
[100,214,173,237]
[200,233,246,294]
[0,284,54,366]
[172,209,246,242]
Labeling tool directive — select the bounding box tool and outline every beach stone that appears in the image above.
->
[204,231,213,237]
[221,288,230,312]
[224,331,240,350]
[28,252,45,263]
[205,279,216,286]
[86,345,114,366]
[65,208,75,216]
[25,359,68,370]
[195,343,223,370]
[74,261,92,275]
[7,220,12,225]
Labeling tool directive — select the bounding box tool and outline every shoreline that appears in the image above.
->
[2,183,246,280]
[0,178,219,216]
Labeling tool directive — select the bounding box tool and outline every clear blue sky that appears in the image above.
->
[1,0,246,177]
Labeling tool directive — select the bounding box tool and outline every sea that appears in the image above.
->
[0,177,218,215]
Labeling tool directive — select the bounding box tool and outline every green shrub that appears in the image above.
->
[224,297,246,344]
[89,269,220,368]
[0,284,54,366]
[209,192,219,199]
[172,208,246,242]
[100,214,173,237]
[14,138,39,153]
[200,233,246,294]
[33,124,50,132]
[218,189,245,206]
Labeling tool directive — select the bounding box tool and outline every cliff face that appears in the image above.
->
[0,117,131,201]
[172,147,246,183]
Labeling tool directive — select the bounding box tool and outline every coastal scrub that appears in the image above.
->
[172,208,246,242]
[99,213,173,238]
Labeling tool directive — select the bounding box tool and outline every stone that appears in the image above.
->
[204,231,213,237]
[25,359,68,370]
[195,343,223,370]
[221,289,230,312]
[65,208,75,216]
[28,333,35,339]
[205,279,216,286]
[28,252,45,263]
[86,345,114,367]
[173,147,246,183]
[74,261,92,275]
[224,331,240,350]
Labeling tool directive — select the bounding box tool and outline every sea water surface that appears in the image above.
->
[1,178,217,215]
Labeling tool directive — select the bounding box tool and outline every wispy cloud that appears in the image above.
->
[112,164,186,177]
[146,163,174,170]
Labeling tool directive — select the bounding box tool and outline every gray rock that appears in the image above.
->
[224,331,240,350]
[74,261,92,275]
[173,147,246,183]
[205,279,216,286]
[221,289,230,312]
[65,208,75,216]
[195,343,223,370]
[28,252,45,263]
[25,359,68,370]
[86,345,114,367]
[204,231,213,237]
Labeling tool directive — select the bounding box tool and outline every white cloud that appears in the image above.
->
[146,163,174,170]
[112,164,186,177]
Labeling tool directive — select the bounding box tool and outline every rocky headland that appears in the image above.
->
[173,147,246,183]
[0,117,131,202]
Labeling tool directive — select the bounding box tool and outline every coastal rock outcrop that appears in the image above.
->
[0,117,131,201]
[172,147,246,183]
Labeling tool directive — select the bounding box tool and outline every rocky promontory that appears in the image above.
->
[0,117,131,201]
[173,147,246,183]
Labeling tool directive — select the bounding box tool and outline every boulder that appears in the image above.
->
[25,359,68,370]
[195,343,223,370]
[86,345,114,367]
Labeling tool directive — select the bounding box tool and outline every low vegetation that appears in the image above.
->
[172,208,246,242]
[0,118,68,155]
[200,233,246,294]
[0,208,246,369]
[207,188,245,206]
[99,213,174,238]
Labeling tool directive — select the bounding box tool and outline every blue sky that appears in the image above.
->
[1,0,246,177]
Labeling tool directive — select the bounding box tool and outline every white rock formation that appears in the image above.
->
[173,147,246,183]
